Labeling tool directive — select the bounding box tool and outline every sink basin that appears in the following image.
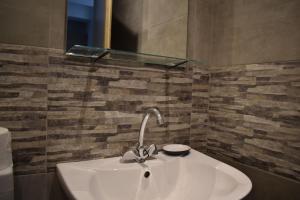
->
[57,149,251,200]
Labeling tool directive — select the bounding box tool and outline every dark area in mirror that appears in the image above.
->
[111,16,138,52]
[67,0,105,50]
[110,0,141,52]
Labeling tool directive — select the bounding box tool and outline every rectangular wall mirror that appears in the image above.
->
[66,0,188,59]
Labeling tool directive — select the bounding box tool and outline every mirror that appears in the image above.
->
[66,0,188,59]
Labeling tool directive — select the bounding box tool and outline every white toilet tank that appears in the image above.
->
[0,127,14,200]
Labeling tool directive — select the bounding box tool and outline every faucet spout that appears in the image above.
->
[138,108,164,148]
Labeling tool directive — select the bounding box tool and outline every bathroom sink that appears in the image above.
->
[57,149,251,200]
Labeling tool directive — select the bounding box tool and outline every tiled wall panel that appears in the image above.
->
[190,64,209,151]
[0,44,48,175]
[0,44,199,174]
[46,53,193,171]
[1,44,299,183]
[208,61,300,181]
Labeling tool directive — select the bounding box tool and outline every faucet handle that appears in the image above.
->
[147,144,158,156]
[137,144,157,158]
[121,149,139,162]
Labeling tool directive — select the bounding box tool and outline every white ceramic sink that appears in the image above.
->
[57,149,251,200]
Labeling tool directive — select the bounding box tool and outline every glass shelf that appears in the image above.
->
[66,45,190,68]
[65,45,109,59]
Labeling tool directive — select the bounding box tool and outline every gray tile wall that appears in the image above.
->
[190,64,209,151]
[46,50,197,172]
[0,43,208,175]
[0,44,299,199]
[0,44,48,175]
[208,61,300,181]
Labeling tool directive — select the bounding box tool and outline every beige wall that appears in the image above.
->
[0,0,66,49]
[212,0,300,66]
[188,0,300,66]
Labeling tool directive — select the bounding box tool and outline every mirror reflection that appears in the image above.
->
[66,0,188,59]
[67,0,110,50]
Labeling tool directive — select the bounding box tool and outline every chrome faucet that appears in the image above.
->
[121,108,164,163]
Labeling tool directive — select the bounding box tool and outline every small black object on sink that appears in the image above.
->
[144,171,151,178]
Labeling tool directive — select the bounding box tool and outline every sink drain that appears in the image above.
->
[144,171,150,178]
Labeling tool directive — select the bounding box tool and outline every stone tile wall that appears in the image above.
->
[0,44,208,175]
[0,44,48,175]
[208,61,300,181]
[0,43,299,183]
[190,64,209,151]
[46,51,195,172]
